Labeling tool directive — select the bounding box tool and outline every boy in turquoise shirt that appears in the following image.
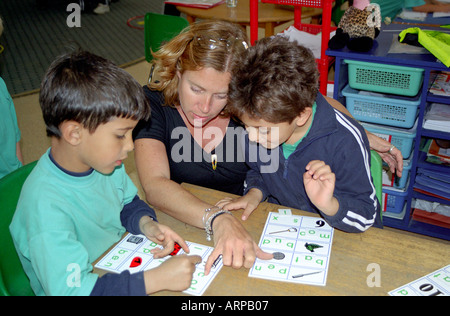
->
[0,77,23,179]
[10,51,201,296]
[0,17,23,179]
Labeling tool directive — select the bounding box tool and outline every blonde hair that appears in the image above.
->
[149,20,248,107]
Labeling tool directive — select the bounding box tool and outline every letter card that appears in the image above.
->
[248,211,334,286]
[95,233,223,296]
[389,264,449,296]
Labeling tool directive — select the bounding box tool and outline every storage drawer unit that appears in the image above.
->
[344,59,424,97]
[342,85,420,128]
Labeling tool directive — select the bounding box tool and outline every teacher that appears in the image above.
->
[133,20,403,274]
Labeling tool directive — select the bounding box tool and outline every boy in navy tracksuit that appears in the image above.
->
[220,36,381,233]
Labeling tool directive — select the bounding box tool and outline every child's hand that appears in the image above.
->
[144,254,202,294]
[303,160,339,216]
[140,217,190,258]
[215,188,263,220]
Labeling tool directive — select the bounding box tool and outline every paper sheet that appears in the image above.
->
[248,211,334,286]
[94,233,223,296]
[280,26,336,59]
[397,10,427,21]
[389,265,450,296]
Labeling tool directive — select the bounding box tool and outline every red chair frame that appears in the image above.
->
[250,0,336,95]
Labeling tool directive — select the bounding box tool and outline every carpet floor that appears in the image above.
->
[0,0,164,95]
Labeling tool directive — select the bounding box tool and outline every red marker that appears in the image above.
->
[170,242,182,256]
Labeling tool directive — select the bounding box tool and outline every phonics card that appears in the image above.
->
[248,211,334,286]
[389,264,450,296]
[94,233,223,296]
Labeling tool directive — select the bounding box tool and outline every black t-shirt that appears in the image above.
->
[133,86,248,195]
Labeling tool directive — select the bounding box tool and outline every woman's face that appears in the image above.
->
[177,67,231,127]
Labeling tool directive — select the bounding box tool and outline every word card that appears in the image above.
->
[94,233,223,296]
[389,264,450,296]
[249,211,334,286]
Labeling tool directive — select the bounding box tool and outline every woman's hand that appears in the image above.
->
[366,131,403,177]
[215,188,263,221]
[203,213,273,275]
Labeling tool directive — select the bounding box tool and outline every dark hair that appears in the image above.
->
[226,36,318,123]
[39,50,151,138]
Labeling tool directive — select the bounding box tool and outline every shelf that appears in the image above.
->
[421,128,450,140]
[327,25,450,71]
[408,219,450,240]
[383,214,450,240]
[327,21,450,240]
[417,150,449,172]
[427,93,450,105]
[413,191,450,205]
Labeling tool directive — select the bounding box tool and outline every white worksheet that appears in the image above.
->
[95,233,223,296]
[249,211,334,286]
[389,264,450,296]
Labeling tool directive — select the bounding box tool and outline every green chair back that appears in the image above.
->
[144,12,189,63]
[370,150,383,219]
[0,161,37,296]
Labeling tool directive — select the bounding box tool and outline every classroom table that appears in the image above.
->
[94,183,449,296]
[175,0,322,37]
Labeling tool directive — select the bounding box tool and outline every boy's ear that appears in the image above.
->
[295,107,313,127]
[60,121,83,145]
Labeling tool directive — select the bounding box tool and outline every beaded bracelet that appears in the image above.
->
[203,207,232,241]
[202,206,218,229]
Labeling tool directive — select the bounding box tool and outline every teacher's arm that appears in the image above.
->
[134,138,212,227]
[134,138,272,274]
